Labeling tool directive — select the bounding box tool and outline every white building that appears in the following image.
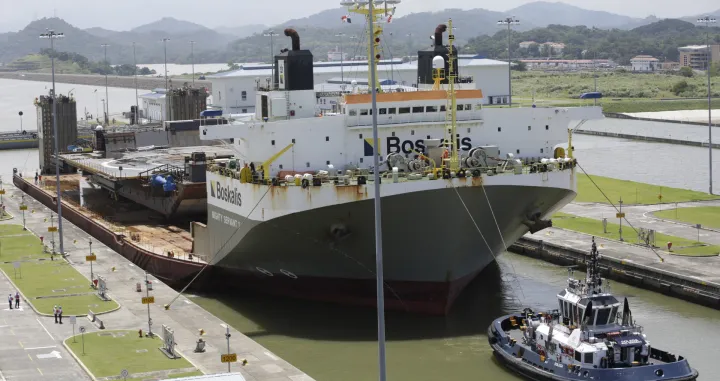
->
[630,55,659,72]
[139,88,167,122]
[327,48,349,62]
[208,56,510,114]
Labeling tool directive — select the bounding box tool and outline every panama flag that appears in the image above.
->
[341,15,352,23]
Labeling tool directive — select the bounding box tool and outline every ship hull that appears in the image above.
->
[201,170,577,314]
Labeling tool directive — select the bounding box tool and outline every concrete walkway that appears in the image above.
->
[561,200,720,245]
[525,226,720,285]
[0,185,314,381]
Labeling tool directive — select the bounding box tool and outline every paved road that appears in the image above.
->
[0,272,91,380]
[562,200,720,245]
[1,185,313,381]
[0,72,212,92]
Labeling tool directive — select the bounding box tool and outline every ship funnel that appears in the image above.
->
[284,28,300,51]
[434,24,447,46]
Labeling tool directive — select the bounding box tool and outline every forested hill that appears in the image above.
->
[466,19,720,65]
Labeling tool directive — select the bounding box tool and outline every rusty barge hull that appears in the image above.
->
[13,175,204,286]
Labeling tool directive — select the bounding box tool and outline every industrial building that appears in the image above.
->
[36,93,78,174]
[139,86,209,122]
[678,45,720,70]
[207,55,511,114]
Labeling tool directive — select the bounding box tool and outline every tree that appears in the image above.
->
[227,61,240,71]
[711,62,720,77]
[672,79,689,95]
[513,60,527,71]
[679,66,694,78]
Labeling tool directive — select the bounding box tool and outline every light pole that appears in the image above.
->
[50,212,56,255]
[145,271,153,337]
[89,238,93,284]
[101,43,110,125]
[335,33,346,82]
[40,29,66,257]
[263,31,279,88]
[94,90,98,120]
[697,16,716,195]
[497,17,520,107]
[162,38,170,92]
[189,40,196,86]
[133,42,139,125]
[366,1,387,380]
[18,111,23,132]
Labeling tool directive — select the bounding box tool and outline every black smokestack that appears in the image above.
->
[284,28,300,51]
[434,24,447,46]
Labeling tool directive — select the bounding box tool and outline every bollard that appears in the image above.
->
[138,329,143,338]
[136,282,142,292]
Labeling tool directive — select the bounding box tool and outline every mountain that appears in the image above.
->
[85,27,121,39]
[215,24,268,38]
[506,1,643,29]
[0,18,109,64]
[131,17,209,34]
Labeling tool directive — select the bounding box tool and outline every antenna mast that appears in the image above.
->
[446,19,459,172]
[344,0,398,94]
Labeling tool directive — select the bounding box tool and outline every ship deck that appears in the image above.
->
[58,145,234,180]
[32,174,207,264]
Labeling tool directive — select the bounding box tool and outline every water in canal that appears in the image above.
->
[191,251,719,380]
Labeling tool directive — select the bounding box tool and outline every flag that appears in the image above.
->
[387,15,393,23]
[341,15,352,23]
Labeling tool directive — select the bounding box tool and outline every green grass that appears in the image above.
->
[3,54,89,74]
[576,174,719,205]
[553,212,720,256]
[654,206,720,230]
[0,225,119,315]
[64,331,200,379]
[513,70,720,100]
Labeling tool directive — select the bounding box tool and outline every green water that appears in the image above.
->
[191,252,720,380]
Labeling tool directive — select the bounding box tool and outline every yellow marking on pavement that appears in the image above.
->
[18,341,23,348]
[9,329,14,336]
[37,368,43,376]
[27,353,33,362]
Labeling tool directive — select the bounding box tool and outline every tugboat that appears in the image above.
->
[488,237,699,380]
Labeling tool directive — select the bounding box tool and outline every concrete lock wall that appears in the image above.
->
[13,175,204,286]
[510,237,720,309]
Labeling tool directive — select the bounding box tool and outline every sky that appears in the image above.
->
[0,0,718,32]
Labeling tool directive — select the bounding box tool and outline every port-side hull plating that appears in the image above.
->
[204,176,575,314]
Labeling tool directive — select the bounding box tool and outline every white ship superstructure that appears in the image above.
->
[195,2,603,314]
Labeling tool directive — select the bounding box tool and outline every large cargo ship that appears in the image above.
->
[195,2,603,314]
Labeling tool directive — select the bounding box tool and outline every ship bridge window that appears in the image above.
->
[609,306,618,323]
[412,106,424,113]
[596,307,611,325]
[584,353,593,364]
[498,127,502,132]
[440,105,446,112]
[379,108,387,114]
[456,104,463,111]
[388,107,396,114]
[426,106,438,112]
[399,107,410,114]
[360,109,369,116]
[528,125,532,131]
[464,104,472,110]
[575,351,582,362]
[241,91,247,101]
[546,125,549,130]
[349,109,357,116]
